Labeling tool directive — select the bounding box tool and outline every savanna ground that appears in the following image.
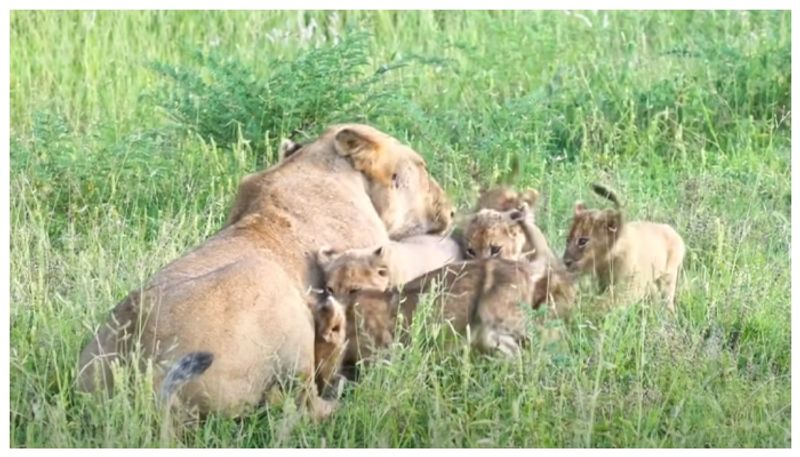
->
[9,11,791,447]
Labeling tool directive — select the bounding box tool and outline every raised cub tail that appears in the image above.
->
[159,351,214,404]
[591,183,622,209]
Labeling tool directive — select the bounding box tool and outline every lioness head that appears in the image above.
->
[476,186,539,212]
[462,206,529,260]
[317,246,391,300]
[562,201,623,273]
[332,125,454,238]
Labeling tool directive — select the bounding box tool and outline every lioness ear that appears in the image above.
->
[373,246,385,258]
[574,201,587,215]
[316,246,340,267]
[520,188,539,207]
[334,128,393,186]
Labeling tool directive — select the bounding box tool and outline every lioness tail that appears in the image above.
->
[159,351,214,403]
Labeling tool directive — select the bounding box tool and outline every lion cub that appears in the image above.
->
[310,292,347,394]
[316,234,462,298]
[474,185,540,213]
[563,184,686,311]
[331,259,551,359]
[464,186,556,262]
[462,187,575,316]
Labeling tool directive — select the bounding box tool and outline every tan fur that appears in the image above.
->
[332,259,564,360]
[463,190,575,317]
[563,184,686,311]
[76,124,452,420]
[310,294,347,395]
[475,185,539,212]
[317,234,462,297]
[463,207,531,261]
[466,186,554,262]
[340,289,400,367]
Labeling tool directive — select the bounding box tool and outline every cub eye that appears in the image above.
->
[391,173,399,188]
[349,288,359,296]
[490,245,502,257]
[465,248,476,258]
[377,268,388,277]
[325,286,334,295]
[331,325,341,333]
[578,237,589,248]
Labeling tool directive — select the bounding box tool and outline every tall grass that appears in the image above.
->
[10,11,790,447]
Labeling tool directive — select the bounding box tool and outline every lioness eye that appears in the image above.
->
[391,173,399,188]
[490,245,502,256]
[465,248,476,258]
[325,286,334,295]
[349,288,359,295]
[332,325,340,332]
[578,237,589,248]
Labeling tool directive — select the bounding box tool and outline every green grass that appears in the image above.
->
[10,10,790,447]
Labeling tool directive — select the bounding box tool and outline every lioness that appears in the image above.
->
[76,124,453,419]
[316,234,462,298]
[563,184,686,311]
[334,259,550,360]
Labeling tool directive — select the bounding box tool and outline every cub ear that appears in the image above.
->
[574,201,587,215]
[334,127,393,186]
[507,203,529,223]
[316,246,341,267]
[602,209,623,233]
[279,138,301,161]
[372,246,385,258]
[520,188,540,208]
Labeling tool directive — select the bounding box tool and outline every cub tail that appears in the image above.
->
[590,183,622,209]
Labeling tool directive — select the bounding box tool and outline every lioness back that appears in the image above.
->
[76,124,454,421]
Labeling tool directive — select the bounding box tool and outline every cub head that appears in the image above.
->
[332,125,454,238]
[312,293,346,346]
[562,201,623,273]
[476,185,539,212]
[462,206,530,260]
[317,246,391,300]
